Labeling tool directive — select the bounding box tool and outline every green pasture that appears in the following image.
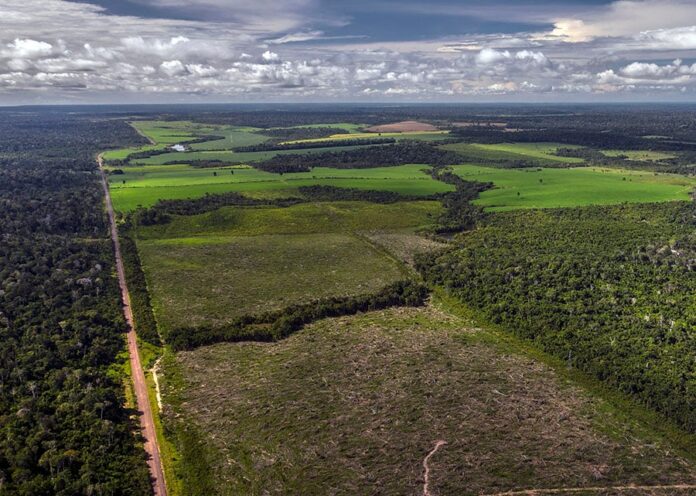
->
[136,201,436,330]
[188,127,268,151]
[453,164,696,211]
[442,142,585,165]
[108,164,452,211]
[137,200,442,240]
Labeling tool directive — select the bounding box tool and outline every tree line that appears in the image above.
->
[168,280,429,351]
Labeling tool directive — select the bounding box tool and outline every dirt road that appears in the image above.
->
[98,155,167,496]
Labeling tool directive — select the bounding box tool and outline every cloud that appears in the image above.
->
[160,60,187,76]
[3,38,54,59]
[0,0,695,102]
[267,30,325,44]
[262,50,280,62]
[545,0,696,43]
[636,26,696,49]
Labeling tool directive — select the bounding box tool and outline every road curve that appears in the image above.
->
[98,155,168,496]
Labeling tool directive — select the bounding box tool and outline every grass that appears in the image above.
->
[452,164,696,211]
[140,233,405,332]
[188,127,268,151]
[163,305,696,495]
[108,164,452,211]
[602,149,678,161]
[442,142,585,165]
[137,200,441,240]
[136,201,437,332]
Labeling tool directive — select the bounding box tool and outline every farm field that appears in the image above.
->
[453,164,696,211]
[136,201,439,331]
[108,164,451,211]
[442,142,585,164]
[163,305,696,495]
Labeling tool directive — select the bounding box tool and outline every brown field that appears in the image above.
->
[366,120,439,132]
[164,305,696,495]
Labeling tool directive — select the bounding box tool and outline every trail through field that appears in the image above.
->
[422,440,447,496]
[484,483,696,495]
[98,154,167,496]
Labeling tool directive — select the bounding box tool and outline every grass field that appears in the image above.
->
[442,142,585,165]
[453,164,696,211]
[108,164,452,211]
[163,305,696,495]
[137,201,439,331]
[140,233,406,331]
[602,150,678,161]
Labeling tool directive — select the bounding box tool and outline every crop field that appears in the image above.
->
[453,164,696,211]
[602,149,678,161]
[136,201,439,331]
[108,164,452,211]
[282,130,450,144]
[442,142,585,164]
[163,305,696,495]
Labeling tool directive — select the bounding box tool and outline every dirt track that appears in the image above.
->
[98,155,167,496]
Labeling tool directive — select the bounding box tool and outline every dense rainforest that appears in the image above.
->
[0,111,152,495]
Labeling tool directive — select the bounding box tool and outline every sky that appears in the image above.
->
[3,0,696,104]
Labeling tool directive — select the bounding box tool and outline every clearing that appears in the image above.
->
[163,305,696,495]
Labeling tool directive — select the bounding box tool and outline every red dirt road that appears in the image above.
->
[98,156,167,496]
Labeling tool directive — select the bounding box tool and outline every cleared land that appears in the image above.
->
[442,142,585,165]
[366,120,440,132]
[453,164,696,211]
[108,164,451,211]
[164,305,696,495]
[136,201,439,331]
